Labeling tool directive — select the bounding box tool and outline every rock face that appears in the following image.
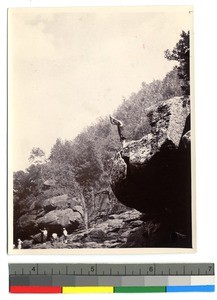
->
[22,209,142,249]
[66,209,143,248]
[110,97,192,247]
[16,194,84,240]
[36,209,83,234]
[16,214,38,240]
[42,194,78,212]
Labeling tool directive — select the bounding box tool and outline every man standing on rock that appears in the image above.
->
[109,115,126,146]
[40,227,48,244]
[63,228,68,244]
[17,239,23,249]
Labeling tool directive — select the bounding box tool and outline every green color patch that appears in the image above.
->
[114,286,166,293]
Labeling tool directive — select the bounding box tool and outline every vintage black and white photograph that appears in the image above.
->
[8,6,194,253]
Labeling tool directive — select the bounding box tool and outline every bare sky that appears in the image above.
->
[9,7,192,171]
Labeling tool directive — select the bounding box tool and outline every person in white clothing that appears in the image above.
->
[17,239,23,249]
[40,228,48,244]
[63,228,68,243]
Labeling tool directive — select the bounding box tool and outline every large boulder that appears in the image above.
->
[36,208,83,235]
[41,194,79,212]
[16,214,38,240]
[110,97,192,244]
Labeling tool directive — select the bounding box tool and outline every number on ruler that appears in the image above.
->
[149,266,154,273]
[209,266,212,272]
[90,266,95,272]
[32,267,36,272]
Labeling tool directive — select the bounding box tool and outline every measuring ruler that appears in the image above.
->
[9,263,215,293]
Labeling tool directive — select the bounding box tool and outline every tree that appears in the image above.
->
[13,170,29,200]
[25,164,44,197]
[165,31,190,95]
[29,147,46,165]
[161,67,183,100]
[72,137,103,188]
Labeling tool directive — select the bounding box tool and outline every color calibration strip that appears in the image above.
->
[10,285,215,294]
[9,263,215,293]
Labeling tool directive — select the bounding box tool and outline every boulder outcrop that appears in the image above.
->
[22,209,143,249]
[15,194,84,240]
[110,97,192,246]
[36,208,83,234]
[42,194,79,212]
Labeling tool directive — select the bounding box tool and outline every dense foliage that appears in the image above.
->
[165,31,190,95]
[13,31,190,232]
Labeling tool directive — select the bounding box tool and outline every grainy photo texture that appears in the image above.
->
[8,6,194,254]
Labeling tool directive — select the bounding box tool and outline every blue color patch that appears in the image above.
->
[166,285,215,293]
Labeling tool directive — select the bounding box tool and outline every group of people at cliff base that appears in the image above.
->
[16,227,68,249]
[40,227,68,245]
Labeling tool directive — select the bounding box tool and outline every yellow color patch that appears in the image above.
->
[62,286,114,294]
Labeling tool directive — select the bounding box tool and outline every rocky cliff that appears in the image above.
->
[110,96,192,247]
[14,96,192,250]
[16,194,84,241]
